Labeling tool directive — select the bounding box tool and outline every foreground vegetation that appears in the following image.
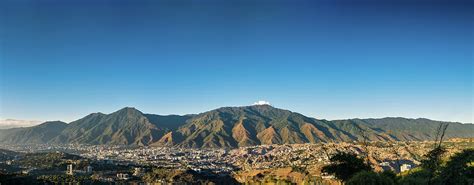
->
[322,123,474,185]
[321,148,473,185]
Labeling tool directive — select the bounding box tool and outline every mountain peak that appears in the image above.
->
[116,107,143,114]
[37,121,67,128]
[249,104,274,109]
[120,106,139,111]
[250,104,273,107]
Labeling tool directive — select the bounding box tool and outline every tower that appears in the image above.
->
[66,164,74,175]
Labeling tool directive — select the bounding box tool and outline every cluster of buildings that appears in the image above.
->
[2,140,454,182]
[225,143,418,173]
[66,164,93,175]
[79,146,238,175]
[67,142,420,175]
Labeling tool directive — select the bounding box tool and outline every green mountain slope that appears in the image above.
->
[0,121,67,144]
[330,118,474,141]
[1,105,473,147]
[165,105,474,147]
[52,107,170,145]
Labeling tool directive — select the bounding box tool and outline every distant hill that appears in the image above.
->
[0,106,472,148]
[0,121,67,144]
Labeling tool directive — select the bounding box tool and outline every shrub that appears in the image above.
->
[321,151,371,181]
[346,171,395,185]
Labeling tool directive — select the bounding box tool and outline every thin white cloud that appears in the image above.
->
[0,119,43,129]
[253,100,271,106]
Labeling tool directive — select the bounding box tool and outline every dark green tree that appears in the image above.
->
[421,146,446,174]
[321,151,371,182]
[346,171,395,185]
[381,170,399,182]
[437,149,474,185]
[420,122,449,184]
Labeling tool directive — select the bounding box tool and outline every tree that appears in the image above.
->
[381,170,398,182]
[437,149,474,185]
[400,149,474,185]
[398,168,431,185]
[421,122,449,184]
[421,146,446,174]
[321,151,371,182]
[400,123,449,185]
[346,171,395,185]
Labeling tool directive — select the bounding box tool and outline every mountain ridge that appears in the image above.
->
[0,105,473,148]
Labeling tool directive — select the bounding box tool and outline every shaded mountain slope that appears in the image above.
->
[330,118,474,141]
[0,121,67,144]
[1,105,473,148]
[52,107,167,145]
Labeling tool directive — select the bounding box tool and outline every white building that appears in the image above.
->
[66,164,74,175]
[400,164,412,172]
[117,173,129,180]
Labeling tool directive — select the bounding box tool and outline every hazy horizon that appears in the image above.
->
[1,0,473,123]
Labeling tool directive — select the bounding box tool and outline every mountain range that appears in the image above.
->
[0,105,473,148]
[0,119,43,129]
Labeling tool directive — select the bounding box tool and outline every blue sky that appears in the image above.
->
[0,0,473,123]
